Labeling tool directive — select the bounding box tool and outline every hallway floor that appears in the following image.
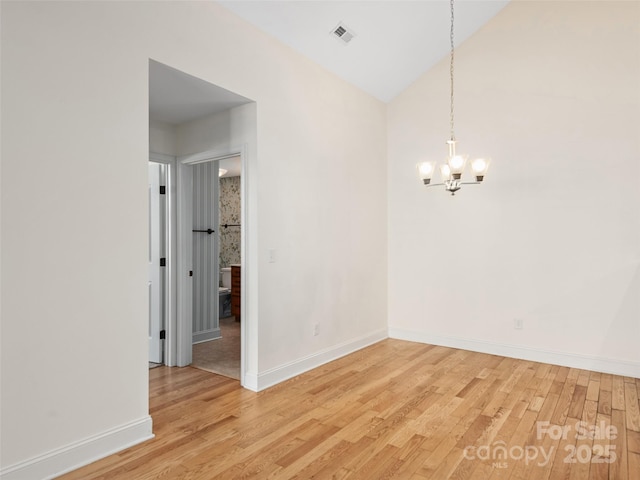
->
[191,316,240,379]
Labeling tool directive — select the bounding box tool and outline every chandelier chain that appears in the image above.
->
[449,0,455,141]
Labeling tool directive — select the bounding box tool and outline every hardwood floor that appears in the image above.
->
[59,339,640,479]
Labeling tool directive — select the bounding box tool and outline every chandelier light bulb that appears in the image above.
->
[417,162,436,184]
[471,157,490,182]
[449,155,464,170]
[447,154,468,180]
[440,164,451,181]
[471,158,486,172]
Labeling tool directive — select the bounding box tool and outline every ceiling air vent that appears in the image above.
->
[331,22,355,45]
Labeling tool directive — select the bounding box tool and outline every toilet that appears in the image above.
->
[220,267,232,289]
[219,267,232,318]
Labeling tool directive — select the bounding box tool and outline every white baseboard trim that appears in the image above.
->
[254,329,388,392]
[192,327,221,345]
[243,371,259,392]
[0,416,154,480]
[388,328,640,378]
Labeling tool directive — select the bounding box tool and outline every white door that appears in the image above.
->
[148,162,162,363]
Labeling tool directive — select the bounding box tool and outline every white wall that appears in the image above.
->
[388,1,640,376]
[149,119,178,156]
[0,2,387,478]
[176,104,253,156]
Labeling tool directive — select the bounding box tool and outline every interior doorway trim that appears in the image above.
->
[149,152,177,366]
[177,146,248,387]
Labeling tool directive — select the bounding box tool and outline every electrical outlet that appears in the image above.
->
[313,323,319,336]
[514,318,523,330]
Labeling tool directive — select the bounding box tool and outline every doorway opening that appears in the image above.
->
[176,149,248,381]
[190,155,242,379]
[148,59,255,388]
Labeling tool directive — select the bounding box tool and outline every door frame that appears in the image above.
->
[149,152,177,365]
[176,146,247,385]
[148,161,164,363]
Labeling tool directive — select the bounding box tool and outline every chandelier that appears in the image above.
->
[417,0,490,195]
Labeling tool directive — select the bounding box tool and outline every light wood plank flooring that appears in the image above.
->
[59,339,640,479]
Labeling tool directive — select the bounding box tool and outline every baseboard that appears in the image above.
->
[243,371,259,392]
[388,327,640,378]
[0,416,154,480]
[254,329,388,391]
[192,327,221,344]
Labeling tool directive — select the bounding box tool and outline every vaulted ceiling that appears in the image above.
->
[219,0,510,102]
[149,1,510,127]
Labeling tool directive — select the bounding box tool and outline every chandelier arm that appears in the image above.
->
[422,181,481,190]
[423,182,447,188]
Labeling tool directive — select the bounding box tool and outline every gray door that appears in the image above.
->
[191,161,221,344]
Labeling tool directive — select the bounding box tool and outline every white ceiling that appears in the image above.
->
[149,1,509,130]
[149,60,252,125]
[218,0,510,102]
[149,61,245,176]
[219,155,242,178]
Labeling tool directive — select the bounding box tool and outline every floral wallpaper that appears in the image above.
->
[219,176,241,268]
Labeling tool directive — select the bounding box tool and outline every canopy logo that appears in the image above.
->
[463,420,618,468]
